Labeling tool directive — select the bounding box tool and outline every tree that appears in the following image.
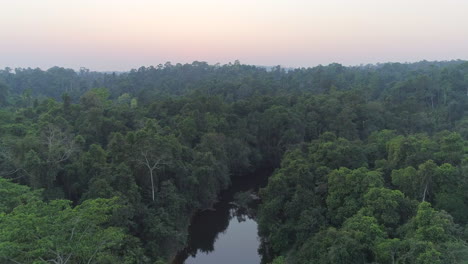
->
[0,82,9,106]
[396,202,467,264]
[392,160,440,202]
[391,166,419,199]
[130,121,178,201]
[413,202,452,243]
[327,167,384,225]
[258,149,325,255]
[435,132,465,165]
[62,93,71,114]
[374,238,402,264]
[342,213,386,254]
[271,256,286,264]
[257,105,304,166]
[0,192,136,263]
[309,133,367,170]
[363,187,415,227]
[0,178,40,213]
[296,228,365,264]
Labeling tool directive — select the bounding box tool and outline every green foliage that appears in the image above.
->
[308,132,368,169]
[374,238,403,264]
[362,187,415,227]
[0,82,9,106]
[1,61,468,263]
[0,178,40,213]
[412,202,453,243]
[296,227,366,264]
[258,149,325,254]
[327,167,383,225]
[0,185,138,263]
[271,256,286,264]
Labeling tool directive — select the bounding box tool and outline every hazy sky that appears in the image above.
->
[1,0,468,71]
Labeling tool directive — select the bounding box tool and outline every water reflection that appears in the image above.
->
[173,171,271,264]
[182,210,260,264]
[173,197,259,263]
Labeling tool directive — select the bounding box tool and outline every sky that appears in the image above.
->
[1,0,468,71]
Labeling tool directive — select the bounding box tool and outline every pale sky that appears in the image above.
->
[1,0,468,71]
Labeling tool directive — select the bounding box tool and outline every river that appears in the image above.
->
[173,170,270,264]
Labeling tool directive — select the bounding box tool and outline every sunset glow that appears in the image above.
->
[1,0,468,70]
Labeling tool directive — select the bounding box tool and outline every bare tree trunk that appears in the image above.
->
[142,152,161,201]
[422,183,428,202]
[149,168,155,201]
[143,162,157,201]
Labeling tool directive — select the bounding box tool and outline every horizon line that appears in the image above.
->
[1,59,467,73]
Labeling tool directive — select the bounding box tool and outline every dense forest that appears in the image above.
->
[0,60,468,263]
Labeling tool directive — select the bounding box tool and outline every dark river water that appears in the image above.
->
[173,170,270,264]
